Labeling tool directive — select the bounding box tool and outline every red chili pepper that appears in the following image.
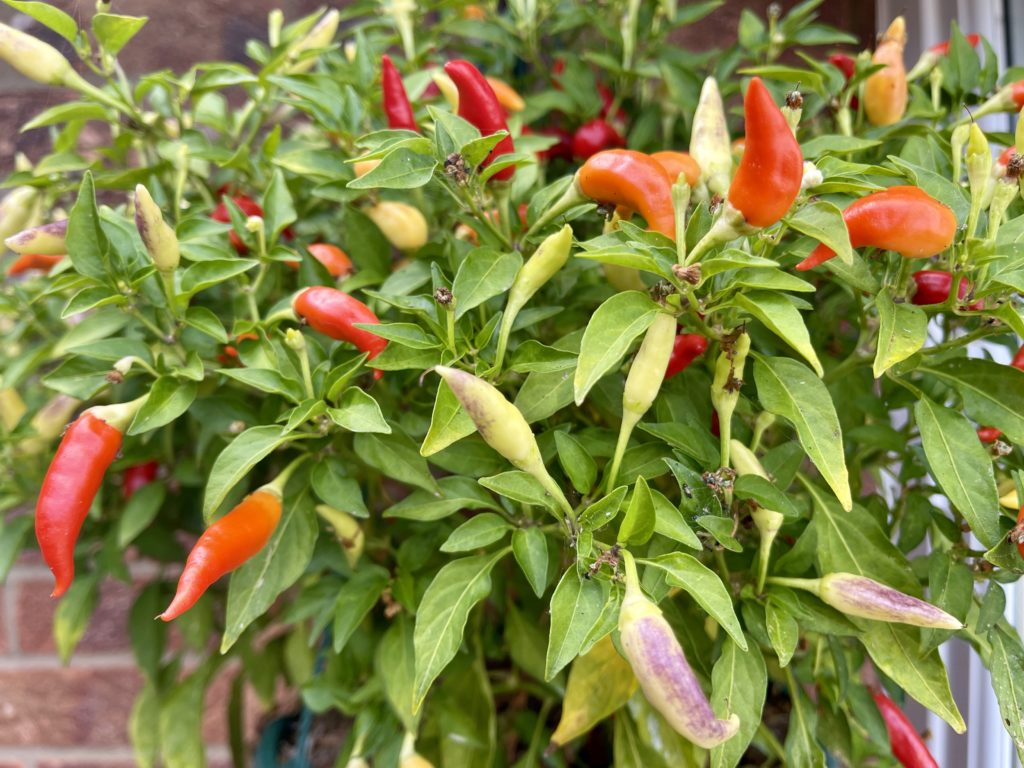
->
[1016,506,1024,559]
[211,194,263,254]
[381,54,417,132]
[6,252,63,276]
[122,461,159,500]
[571,118,626,160]
[1014,81,1024,110]
[999,146,1017,166]
[533,126,573,162]
[710,409,720,438]
[444,59,515,181]
[293,286,386,377]
[727,77,803,228]
[911,270,980,308]
[650,151,701,187]
[872,690,939,768]
[219,332,260,366]
[796,186,956,271]
[928,33,980,55]
[977,426,1002,443]
[664,333,708,379]
[829,53,856,80]
[1012,346,1024,371]
[159,488,282,621]
[577,149,675,239]
[36,402,141,597]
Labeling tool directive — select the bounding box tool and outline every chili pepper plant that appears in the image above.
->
[2,1,1024,766]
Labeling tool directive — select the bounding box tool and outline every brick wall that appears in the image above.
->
[0,551,261,767]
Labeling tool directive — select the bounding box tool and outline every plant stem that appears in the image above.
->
[605,409,640,493]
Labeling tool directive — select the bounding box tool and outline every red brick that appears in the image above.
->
[16,578,138,654]
[0,760,26,768]
[201,667,264,745]
[0,665,142,746]
[37,761,137,768]
[0,590,7,655]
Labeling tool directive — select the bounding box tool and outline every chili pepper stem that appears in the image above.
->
[286,330,315,400]
[445,304,456,352]
[929,67,943,112]
[493,310,516,375]
[672,182,690,265]
[89,394,149,432]
[605,409,641,494]
[159,271,179,320]
[262,455,309,497]
[752,509,783,594]
[523,177,586,239]
[685,204,750,266]
[621,548,641,597]
[766,575,821,594]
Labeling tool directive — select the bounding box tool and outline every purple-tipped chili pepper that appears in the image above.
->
[618,552,740,748]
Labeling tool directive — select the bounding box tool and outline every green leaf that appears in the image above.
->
[873,289,928,377]
[441,513,512,552]
[184,306,228,343]
[709,635,767,768]
[919,358,1024,446]
[860,623,965,733]
[332,566,390,652]
[53,574,99,664]
[651,490,702,550]
[327,387,391,433]
[579,486,628,531]
[356,322,440,349]
[451,248,522,320]
[127,377,197,435]
[129,682,160,768]
[92,13,148,55]
[640,553,747,651]
[986,627,1024,763]
[479,471,558,512]
[347,147,437,189]
[765,596,799,667]
[915,395,1000,548]
[545,569,608,680]
[377,614,417,731]
[354,431,439,493]
[0,516,33,582]
[618,476,655,546]
[263,169,297,242]
[21,101,110,130]
[574,291,661,405]
[66,172,113,281]
[221,494,317,652]
[754,356,851,510]
[421,378,477,457]
[180,258,258,297]
[512,527,549,597]
[117,483,166,547]
[203,425,302,521]
[554,430,598,494]
[384,476,497,521]
[158,666,209,768]
[734,292,823,376]
[784,199,854,265]
[311,459,368,517]
[784,679,825,768]
[413,550,507,708]
[437,651,497,768]
[3,0,77,42]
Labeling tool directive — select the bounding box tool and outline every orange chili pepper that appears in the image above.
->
[485,76,525,114]
[288,243,354,277]
[650,151,701,187]
[159,488,282,620]
[576,149,675,239]
[727,77,803,228]
[6,252,63,276]
[796,186,956,270]
[865,17,908,126]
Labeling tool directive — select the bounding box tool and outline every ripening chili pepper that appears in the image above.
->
[399,733,434,768]
[727,77,803,228]
[998,146,1017,167]
[315,504,364,569]
[381,54,418,132]
[289,243,354,277]
[650,151,701,188]
[690,76,732,198]
[664,332,707,379]
[1014,506,1024,559]
[872,690,940,768]
[571,118,626,160]
[122,461,159,501]
[770,573,962,629]
[293,287,387,376]
[977,426,1002,443]
[159,485,284,621]
[18,395,80,456]
[434,366,573,517]
[0,22,90,89]
[211,194,263,253]
[444,59,516,181]
[219,332,260,365]
[485,76,525,114]
[618,551,740,747]
[576,150,676,239]
[0,186,39,242]
[929,33,980,56]
[0,388,25,432]
[353,158,381,178]
[6,252,63,277]
[606,312,677,489]
[796,187,956,271]
[284,9,340,75]
[365,200,429,251]
[911,270,980,308]
[865,17,908,126]
[134,184,180,273]
[5,219,67,256]
[36,397,146,597]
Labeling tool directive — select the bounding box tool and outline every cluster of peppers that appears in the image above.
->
[8,13,1023,767]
